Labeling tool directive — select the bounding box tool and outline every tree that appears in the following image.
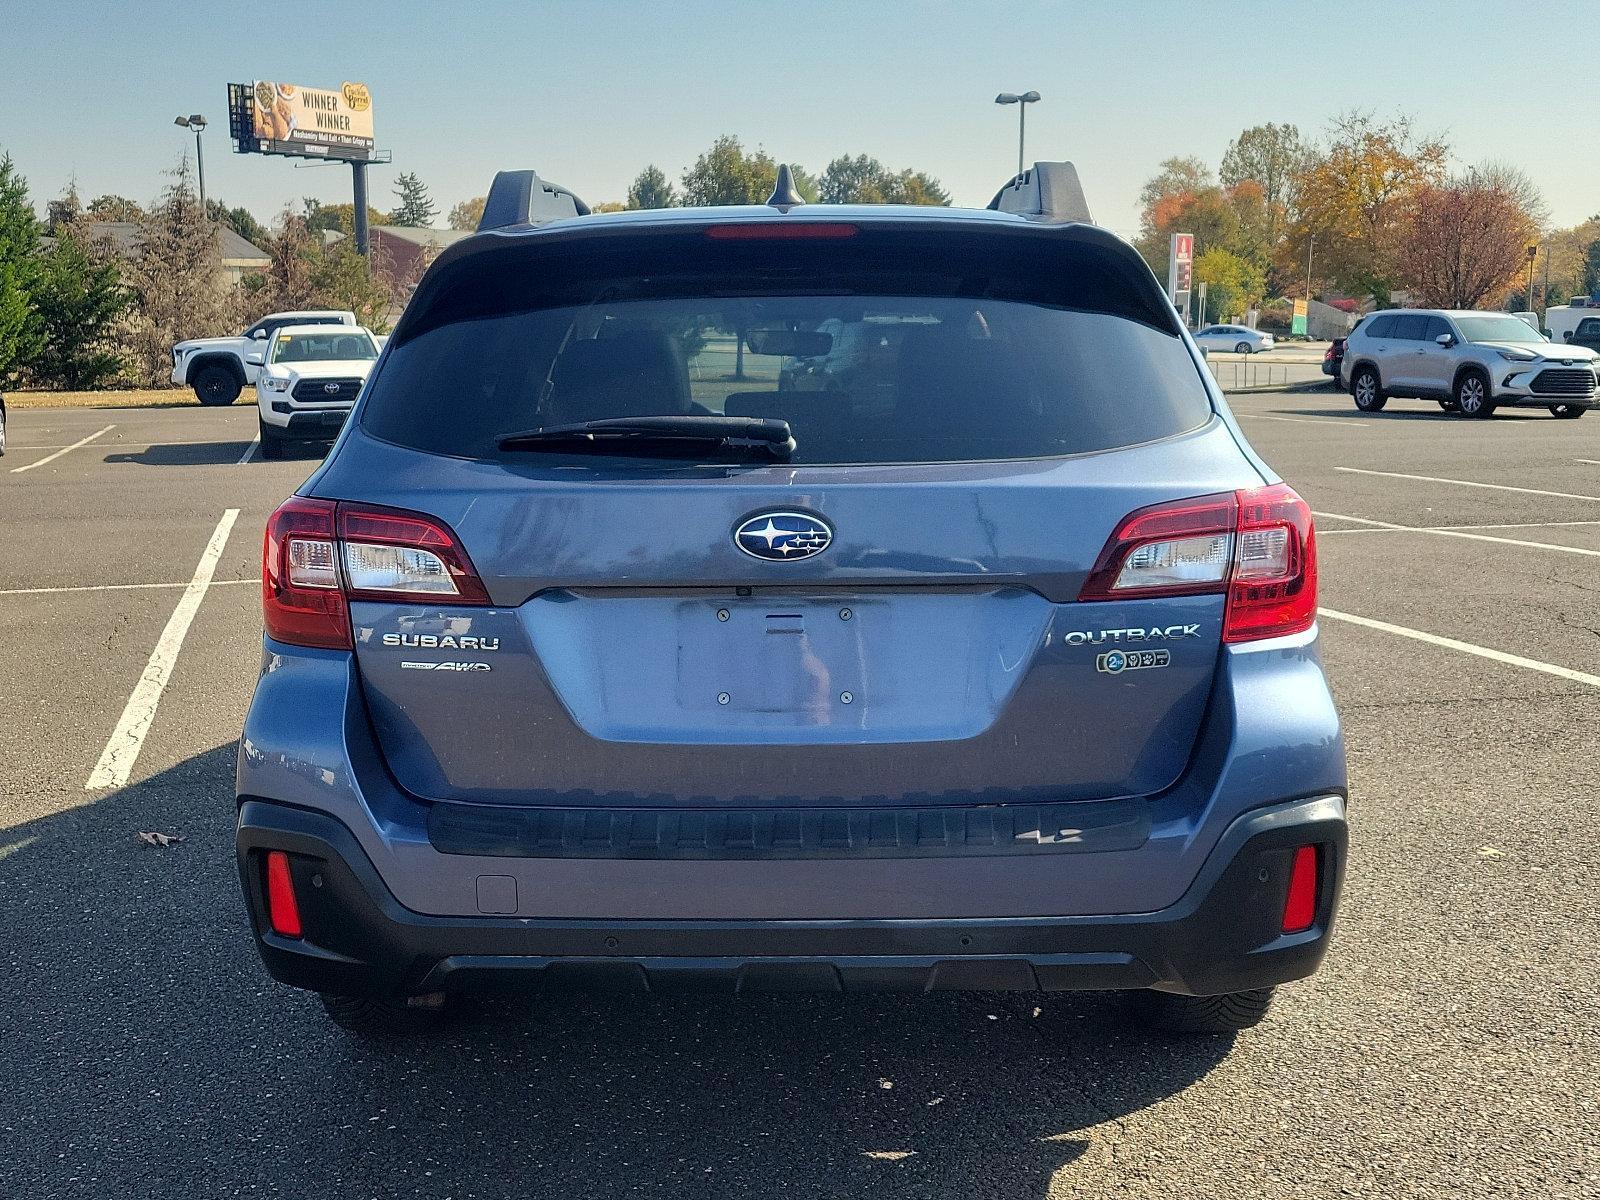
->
[1138,156,1211,216]
[680,136,816,206]
[86,194,144,221]
[29,225,130,388]
[1219,123,1306,249]
[626,165,676,210]
[121,159,240,386]
[1584,239,1600,298]
[308,238,390,332]
[1398,172,1542,309]
[253,209,319,312]
[590,201,626,213]
[207,200,266,247]
[46,182,84,234]
[1281,112,1448,304]
[1193,247,1266,323]
[818,155,950,205]
[447,196,486,230]
[388,172,438,227]
[304,199,390,234]
[0,153,43,386]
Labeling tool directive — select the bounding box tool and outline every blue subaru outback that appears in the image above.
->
[237,164,1346,1038]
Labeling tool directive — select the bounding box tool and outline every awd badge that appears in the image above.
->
[1097,649,1170,675]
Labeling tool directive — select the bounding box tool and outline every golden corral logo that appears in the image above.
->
[341,82,371,112]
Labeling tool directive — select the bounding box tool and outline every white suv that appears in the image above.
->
[253,325,380,458]
[1340,309,1597,419]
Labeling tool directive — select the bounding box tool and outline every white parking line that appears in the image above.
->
[1319,608,1600,690]
[9,437,253,452]
[9,424,115,473]
[236,436,259,465]
[1319,518,1600,535]
[84,509,240,791]
[1335,466,1600,503]
[1577,459,1600,466]
[0,579,255,597]
[1312,510,1600,558]
[1236,413,1367,430]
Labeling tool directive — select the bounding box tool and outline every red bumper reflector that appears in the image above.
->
[265,850,303,938]
[1282,845,1318,933]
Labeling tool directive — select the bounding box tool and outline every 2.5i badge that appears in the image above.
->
[1097,649,1170,675]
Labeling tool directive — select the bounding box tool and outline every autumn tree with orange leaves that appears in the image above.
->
[1279,113,1448,305]
[1398,170,1543,309]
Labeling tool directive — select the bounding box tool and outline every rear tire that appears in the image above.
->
[1351,366,1387,412]
[1455,370,1495,418]
[193,364,242,407]
[1549,404,1587,419]
[1235,341,1252,355]
[320,993,449,1039]
[258,418,287,461]
[1134,987,1275,1034]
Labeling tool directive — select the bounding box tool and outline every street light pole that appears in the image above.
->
[1305,233,1316,305]
[174,114,208,212]
[1526,244,1538,314]
[994,91,1041,177]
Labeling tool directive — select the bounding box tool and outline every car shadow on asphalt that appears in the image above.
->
[101,441,331,467]
[1,744,1235,1198]
[1282,406,1548,422]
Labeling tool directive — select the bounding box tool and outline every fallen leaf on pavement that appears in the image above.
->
[137,831,185,848]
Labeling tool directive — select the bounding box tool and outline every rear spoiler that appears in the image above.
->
[987,161,1092,224]
[477,170,591,231]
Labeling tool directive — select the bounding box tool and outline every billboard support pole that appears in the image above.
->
[352,161,370,257]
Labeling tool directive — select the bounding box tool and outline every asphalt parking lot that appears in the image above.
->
[2,393,1598,1199]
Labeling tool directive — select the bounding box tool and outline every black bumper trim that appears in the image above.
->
[236,794,1347,999]
[427,796,1151,860]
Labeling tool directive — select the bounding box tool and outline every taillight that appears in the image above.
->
[1225,484,1317,643]
[1079,483,1317,643]
[264,497,348,649]
[262,498,488,649]
[1282,845,1319,933]
[264,850,303,938]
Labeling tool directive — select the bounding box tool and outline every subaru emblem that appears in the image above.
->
[733,511,833,561]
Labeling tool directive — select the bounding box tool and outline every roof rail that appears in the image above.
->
[477,170,591,232]
[986,161,1092,224]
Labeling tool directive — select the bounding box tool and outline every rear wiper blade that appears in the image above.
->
[498,415,795,459]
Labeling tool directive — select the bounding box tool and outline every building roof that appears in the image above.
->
[85,221,269,264]
[368,225,474,250]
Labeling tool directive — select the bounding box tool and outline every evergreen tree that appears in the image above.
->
[123,158,239,386]
[388,172,438,226]
[309,238,390,332]
[30,226,129,388]
[626,165,676,210]
[0,153,44,385]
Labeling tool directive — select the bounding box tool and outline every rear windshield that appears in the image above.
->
[361,228,1213,465]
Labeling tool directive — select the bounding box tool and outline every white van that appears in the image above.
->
[1543,300,1600,344]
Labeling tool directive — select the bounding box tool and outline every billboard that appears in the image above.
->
[229,80,374,160]
[1291,298,1309,336]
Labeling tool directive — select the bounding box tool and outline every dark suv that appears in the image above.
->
[237,164,1346,1039]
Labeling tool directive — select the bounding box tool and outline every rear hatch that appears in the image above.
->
[314,216,1267,808]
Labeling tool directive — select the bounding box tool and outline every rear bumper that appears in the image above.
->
[236,792,1347,999]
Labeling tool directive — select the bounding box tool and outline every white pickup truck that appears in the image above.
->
[171,309,356,405]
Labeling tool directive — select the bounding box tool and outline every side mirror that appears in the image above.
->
[1434,333,1454,347]
[251,329,268,340]
[244,351,265,366]
[1563,331,1573,341]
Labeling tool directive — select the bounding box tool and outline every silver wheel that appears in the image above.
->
[1235,341,1252,355]
[1456,374,1488,416]
[1352,368,1385,412]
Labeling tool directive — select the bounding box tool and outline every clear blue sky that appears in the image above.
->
[4,0,1597,239]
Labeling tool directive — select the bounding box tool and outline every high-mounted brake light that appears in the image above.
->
[705,223,859,240]
[262,498,489,649]
[1078,483,1317,643]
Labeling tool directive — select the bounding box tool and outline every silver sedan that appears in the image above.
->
[1193,325,1275,354]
